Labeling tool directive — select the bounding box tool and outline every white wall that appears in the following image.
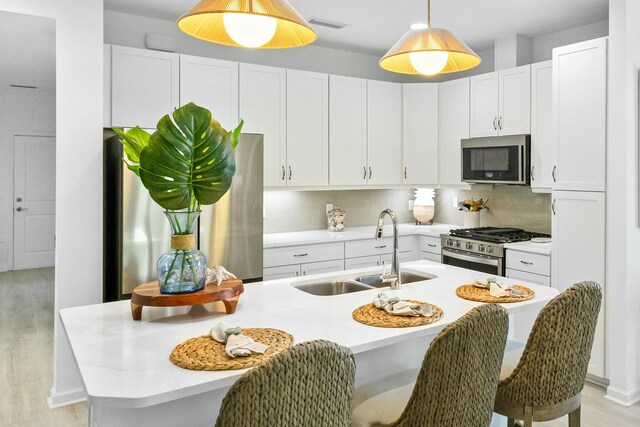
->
[605,0,640,407]
[0,87,56,271]
[0,0,103,408]
[532,20,609,62]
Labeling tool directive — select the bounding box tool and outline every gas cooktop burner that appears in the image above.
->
[449,227,551,244]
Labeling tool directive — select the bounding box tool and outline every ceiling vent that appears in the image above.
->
[10,84,37,89]
[308,17,348,30]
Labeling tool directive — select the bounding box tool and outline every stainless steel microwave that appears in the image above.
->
[461,135,530,185]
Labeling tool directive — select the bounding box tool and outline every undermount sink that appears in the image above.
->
[294,280,375,296]
[293,271,438,296]
[355,271,438,288]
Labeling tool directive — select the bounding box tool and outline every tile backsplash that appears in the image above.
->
[264,186,552,235]
[434,185,552,234]
[264,189,415,234]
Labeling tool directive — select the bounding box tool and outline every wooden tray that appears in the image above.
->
[130,279,244,320]
[352,300,444,328]
[455,284,534,303]
[170,328,294,371]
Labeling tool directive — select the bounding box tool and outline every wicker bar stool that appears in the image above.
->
[351,304,509,427]
[215,339,356,427]
[494,281,602,427]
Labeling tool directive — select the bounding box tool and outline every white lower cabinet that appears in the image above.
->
[505,248,552,287]
[345,255,381,270]
[419,235,442,263]
[300,259,344,277]
[263,264,302,281]
[552,190,605,378]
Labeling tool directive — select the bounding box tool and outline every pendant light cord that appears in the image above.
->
[427,0,431,28]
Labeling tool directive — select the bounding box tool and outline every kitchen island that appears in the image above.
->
[60,260,558,427]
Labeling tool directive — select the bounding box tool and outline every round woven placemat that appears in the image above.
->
[456,284,534,303]
[352,300,444,328]
[170,328,294,371]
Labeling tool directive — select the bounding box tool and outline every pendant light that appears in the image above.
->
[380,0,480,76]
[178,0,317,49]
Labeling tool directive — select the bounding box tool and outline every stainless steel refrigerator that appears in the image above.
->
[103,131,264,301]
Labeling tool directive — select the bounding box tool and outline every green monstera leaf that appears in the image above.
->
[114,126,151,177]
[118,103,243,211]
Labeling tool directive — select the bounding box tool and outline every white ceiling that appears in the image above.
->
[0,11,55,90]
[103,0,608,55]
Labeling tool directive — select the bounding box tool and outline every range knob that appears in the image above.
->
[485,246,493,254]
[465,242,473,250]
[454,240,461,248]
[478,244,485,252]
[446,239,453,246]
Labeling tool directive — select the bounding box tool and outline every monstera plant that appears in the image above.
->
[115,103,243,294]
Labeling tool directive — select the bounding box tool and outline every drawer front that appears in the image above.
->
[506,268,551,287]
[505,250,550,276]
[419,235,441,254]
[345,255,381,270]
[264,242,344,268]
[421,251,441,263]
[301,259,345,277]
[381,251,418,265]
[345,236,414,258]
[263,264,301,281]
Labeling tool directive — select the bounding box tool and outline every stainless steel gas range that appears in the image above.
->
[440,227,550,276]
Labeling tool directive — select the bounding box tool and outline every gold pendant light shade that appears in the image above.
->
[380,27,480,75]
[178,0,317,49]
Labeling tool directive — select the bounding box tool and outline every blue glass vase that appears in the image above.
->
[157,211,207,294]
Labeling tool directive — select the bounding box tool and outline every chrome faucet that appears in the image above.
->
[375,209,400,289]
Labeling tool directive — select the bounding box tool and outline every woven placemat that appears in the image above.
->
[170,328,294,371]
[456,284,535,303]
[352,300,444,328]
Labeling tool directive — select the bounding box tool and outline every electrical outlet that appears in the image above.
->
[452,196,458,208]
[408,200,414,211]
[326,203,334,214]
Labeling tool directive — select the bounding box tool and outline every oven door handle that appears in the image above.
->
[442,248,501,267]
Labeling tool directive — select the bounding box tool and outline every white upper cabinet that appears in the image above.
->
[367,80,402,185]
[470,72,499,137]
[179,55,239,131]
[103,45,112,128]
[239,63,287,187]
[470,65,531,137]
[439,77,470,187]
[499,65,531,135]
[552,38,607,192]
[402,84,438,185]
[111,46,179,129]
[286,70,329,187]
[329,75,368,186]
[530,61,553,192]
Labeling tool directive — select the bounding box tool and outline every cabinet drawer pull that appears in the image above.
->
[374,245,387,249]
[293,253,308,257]
[427,243,437,248]
[520,260,534,266]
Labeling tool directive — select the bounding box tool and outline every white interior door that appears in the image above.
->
[13,135,56,270]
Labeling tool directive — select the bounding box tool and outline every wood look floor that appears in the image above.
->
[1,268,639,427]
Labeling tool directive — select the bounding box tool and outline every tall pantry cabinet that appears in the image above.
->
[551,37,607,379]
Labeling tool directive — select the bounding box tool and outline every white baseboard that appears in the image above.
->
[605,385,640,407]
[48,386,87,409]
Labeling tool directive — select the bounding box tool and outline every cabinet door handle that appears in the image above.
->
[363,166,367,179]
[293,253,308,257]
[375,245,387,249]
[531,166,535,181]
[493,118,497,130]
[520,260,534,266]
[404,166,407,179]
[288,166,292,180]
[552,166,557,182]
[552,199,556,215]
[498,117,503,130]
[295,271,299,276]
[427,243,437,248]
[369,167,372,179]
[302,271,306,276]
[281,166,285,180]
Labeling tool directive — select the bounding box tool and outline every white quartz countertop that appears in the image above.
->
[263,223,460,248]
[60,261,558,409]
[504,240,552,256]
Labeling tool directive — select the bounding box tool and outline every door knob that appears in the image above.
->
[16,197,22,202]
